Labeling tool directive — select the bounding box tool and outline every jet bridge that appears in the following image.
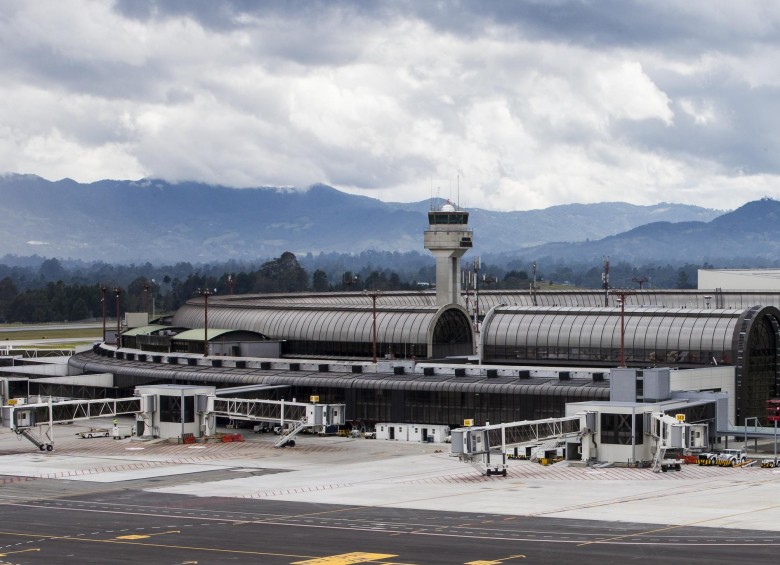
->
[649,412,708,472]
[3,397,141,451]
[3,391,345,451]
[450,412,596,476]
[211,397,345,447]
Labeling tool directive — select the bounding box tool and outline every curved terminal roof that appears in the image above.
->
[480,306,748,362]
[193,289,780,312]
[479,304,780,423]
[173,300,473,359]
[475,289,780,311]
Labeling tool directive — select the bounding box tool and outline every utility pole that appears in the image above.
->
[602,257,610,307]
[197,288,216,356]
[143,281,151,320]
[632,276,648,290]
[364,289,381,363]
[114,287,122,348]
[101,285,107,343]
[611,290,636,367]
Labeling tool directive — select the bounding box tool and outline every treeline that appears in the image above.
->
[0,251,711,323]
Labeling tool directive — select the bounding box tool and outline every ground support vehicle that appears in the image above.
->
[697,452,719,465]
[659,448,683,472]
[112,425,135,439]
[77,427,109,439]
[716,448,748,467]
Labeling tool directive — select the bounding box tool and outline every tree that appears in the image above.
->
[312,269,329,292]
[253,252,309,293]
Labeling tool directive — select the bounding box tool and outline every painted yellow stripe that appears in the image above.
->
[293,552,397,565]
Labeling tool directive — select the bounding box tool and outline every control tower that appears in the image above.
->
[424,202,473,306]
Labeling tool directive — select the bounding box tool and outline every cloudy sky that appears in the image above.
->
[2,0,780,211]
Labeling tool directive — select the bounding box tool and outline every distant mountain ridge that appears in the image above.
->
[0,174,723,263]
[511,197,780,264]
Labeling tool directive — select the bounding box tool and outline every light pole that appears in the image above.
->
[114,287,122,348]
[364,289,381,363]
[768,400,780,466]
[197,288,216,357]
[227,275,235,295]
[611,290,636,367]
[100,285,107,343]
[143,281,151,320]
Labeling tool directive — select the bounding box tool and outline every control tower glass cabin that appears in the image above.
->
[423,202,473,306]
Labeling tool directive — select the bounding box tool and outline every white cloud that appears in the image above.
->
[1,0,780,211]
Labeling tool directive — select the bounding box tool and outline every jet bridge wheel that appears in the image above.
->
[46,444,54,452]
[39,445,45,451]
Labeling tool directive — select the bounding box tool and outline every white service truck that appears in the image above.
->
[716,448,747,466]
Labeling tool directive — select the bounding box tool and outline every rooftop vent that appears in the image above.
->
[352,365,363,373]
[288,363,300,371]
[236,360,247,369]
[455,368,466,377]
[592,372,605,382]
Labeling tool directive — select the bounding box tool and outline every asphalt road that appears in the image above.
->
[1,483,779,565]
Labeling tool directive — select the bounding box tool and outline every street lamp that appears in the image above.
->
[100,285,107,343]
[611,290,636,367]
[114,287,122,349]
[197,288,216,357]
[364,289,381,363]
[143,280,151,321]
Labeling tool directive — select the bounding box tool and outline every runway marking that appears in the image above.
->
[465,555,526,564]
[0,547,40,557]
[0,529,312,559]
[292,552,397,564]
[115,529,180,540]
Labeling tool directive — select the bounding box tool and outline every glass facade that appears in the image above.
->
[600,413,644,445]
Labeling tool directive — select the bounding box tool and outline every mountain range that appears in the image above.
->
[0,173,759,265]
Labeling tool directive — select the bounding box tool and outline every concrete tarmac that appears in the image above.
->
[2,420,780,530]
[1,419,780,563]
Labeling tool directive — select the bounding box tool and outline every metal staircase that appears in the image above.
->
[16,428,53,451]
[274,418,309,448]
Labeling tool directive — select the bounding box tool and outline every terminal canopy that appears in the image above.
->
[174,297,473,360]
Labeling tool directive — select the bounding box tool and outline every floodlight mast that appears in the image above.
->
[197,288,216,356]
[611,290,637,367]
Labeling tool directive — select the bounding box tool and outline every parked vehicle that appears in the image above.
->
[716,448,747,467]
[76,428,109,439]
[112,425,135,439]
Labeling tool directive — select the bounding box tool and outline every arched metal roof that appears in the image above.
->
[173,301,473,359]
[480,306,750,361]
[195,288,780,314]
[474,289,780,310]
